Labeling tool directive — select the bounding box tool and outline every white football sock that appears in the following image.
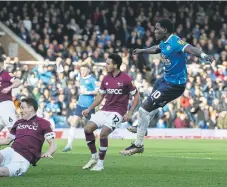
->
[92,153,99,159]
[135,107,159,146]
[66,126,76,148]
[97,159,104,166]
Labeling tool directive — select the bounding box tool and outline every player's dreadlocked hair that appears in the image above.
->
[108,53,122,69]
[21,97,39,112]
[157,18,174,34]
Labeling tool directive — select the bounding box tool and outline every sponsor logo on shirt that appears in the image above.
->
[177,39,186,45]
[17,122,39,131]
[161,54,171,65]
[106,89,122,94]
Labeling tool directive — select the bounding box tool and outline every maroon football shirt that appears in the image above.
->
[9,115,54,166]
[99,72,137,116]
[0,70,13,102]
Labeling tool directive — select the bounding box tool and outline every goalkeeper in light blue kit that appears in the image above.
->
[121,18,215,155]
[63,64,98,152]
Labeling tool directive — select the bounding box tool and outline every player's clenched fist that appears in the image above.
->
[82,109,91,117]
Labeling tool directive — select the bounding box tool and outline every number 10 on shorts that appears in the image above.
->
[151,90,161,99]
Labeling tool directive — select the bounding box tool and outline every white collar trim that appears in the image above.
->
[164,34,173,43]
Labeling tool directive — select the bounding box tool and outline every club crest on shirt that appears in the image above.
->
[117,82,123,87]
[166,45,171,51]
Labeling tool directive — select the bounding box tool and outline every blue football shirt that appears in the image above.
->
[159,34,189,85]
[77,75,97,108]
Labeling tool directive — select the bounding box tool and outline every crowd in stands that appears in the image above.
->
[0,1,227,129]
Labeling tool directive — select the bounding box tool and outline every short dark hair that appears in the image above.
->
[108,53,122,69]
[157,18,174,33]
[21,97,38,112]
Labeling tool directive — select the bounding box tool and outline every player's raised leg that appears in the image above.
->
[82,121,99,169]
[121,78,185,155]
[121,107,157,156]
[90,126,112,171]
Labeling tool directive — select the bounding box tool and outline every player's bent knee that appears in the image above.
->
[100,126,112,139]
[141,97,156,112]
[84,125,91,134]
[84,122,97,133]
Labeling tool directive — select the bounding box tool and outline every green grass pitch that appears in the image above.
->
[1,139,227,187]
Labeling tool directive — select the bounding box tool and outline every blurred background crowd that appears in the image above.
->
[0,1,226,129]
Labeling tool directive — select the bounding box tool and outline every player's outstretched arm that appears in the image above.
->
[82,93,104,116]
[133,45,161,55]
[41,139,57,159]
[184,44,216,71]
[184,45,214,62]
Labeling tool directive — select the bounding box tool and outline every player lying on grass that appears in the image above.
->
[120,18,215,156]
[82,53,140,171]
[0,97,57,177]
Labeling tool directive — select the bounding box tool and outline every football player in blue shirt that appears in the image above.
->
[121,18,214,155]
[63,64,98,152]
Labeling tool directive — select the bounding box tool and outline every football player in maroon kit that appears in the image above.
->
[82,53,140,171]
[0,97,57,177]
[0,56,21,131]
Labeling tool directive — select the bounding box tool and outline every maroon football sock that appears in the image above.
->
[99,138,108,160]
[85,132,97,154]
